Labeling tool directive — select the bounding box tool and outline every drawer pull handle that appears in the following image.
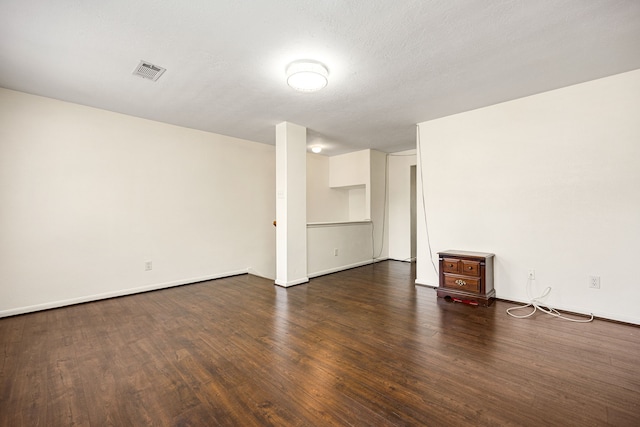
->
[449,264,454,267]
[455,279,466,286]
[468,266,473,270]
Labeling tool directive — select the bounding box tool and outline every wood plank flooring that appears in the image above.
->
[1,261,639,426]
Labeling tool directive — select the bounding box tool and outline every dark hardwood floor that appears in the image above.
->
[1,261,639,426]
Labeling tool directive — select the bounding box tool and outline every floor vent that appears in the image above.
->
[133,60,166,81]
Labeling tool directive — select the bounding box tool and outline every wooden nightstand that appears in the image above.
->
[437,250,495,306]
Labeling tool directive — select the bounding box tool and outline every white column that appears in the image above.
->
[275,122,308,287]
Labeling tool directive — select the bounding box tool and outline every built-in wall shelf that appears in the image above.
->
[307,220,372,228]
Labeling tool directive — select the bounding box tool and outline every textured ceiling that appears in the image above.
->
[1,0,639,155]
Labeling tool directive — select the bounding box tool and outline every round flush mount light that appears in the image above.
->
[311,145,322,153]
[286,60,329,92]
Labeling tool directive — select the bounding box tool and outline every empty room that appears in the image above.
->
[1,1,639,425]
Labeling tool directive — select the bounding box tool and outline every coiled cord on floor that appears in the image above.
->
[506,278,594,323]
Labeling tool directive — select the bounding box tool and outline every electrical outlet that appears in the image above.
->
[528,269,535,280]
[145,261,153,271]
[333,248,338,256]
[589,275,600,289]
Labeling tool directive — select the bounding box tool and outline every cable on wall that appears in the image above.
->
[416,125,439,276]
[370,151,421,264]
[506,278,594,322]
[370,153,388,261]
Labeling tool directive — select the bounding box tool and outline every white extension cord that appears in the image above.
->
[506,278,594,323]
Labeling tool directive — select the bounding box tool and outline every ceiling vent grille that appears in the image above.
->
[133,60,166,81]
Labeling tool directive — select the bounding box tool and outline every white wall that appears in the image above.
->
[329,150,370,188]
[0,88,276,316]
[388,150,417,261]
[306,153,349,222]
[329,150,370,220]
[275,122,308,287]
[369,149,388,260]
[307,221,373,277]
[306,149,390,277]
[416,69,640,324]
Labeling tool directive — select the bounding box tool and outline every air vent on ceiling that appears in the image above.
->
[133,60,166,81]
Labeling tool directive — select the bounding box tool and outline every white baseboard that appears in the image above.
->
[414,278,438,288]
[274,277,310,287]
[0,269,248,318]
[308,257,388,279]
[496,294,640,325]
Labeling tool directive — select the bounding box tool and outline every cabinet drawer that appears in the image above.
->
[444,275,480,293]
[461,260,480,277]
[442,258,460,274]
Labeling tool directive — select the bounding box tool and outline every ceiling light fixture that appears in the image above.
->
[311,146,322,153]
[286,60,329,92]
